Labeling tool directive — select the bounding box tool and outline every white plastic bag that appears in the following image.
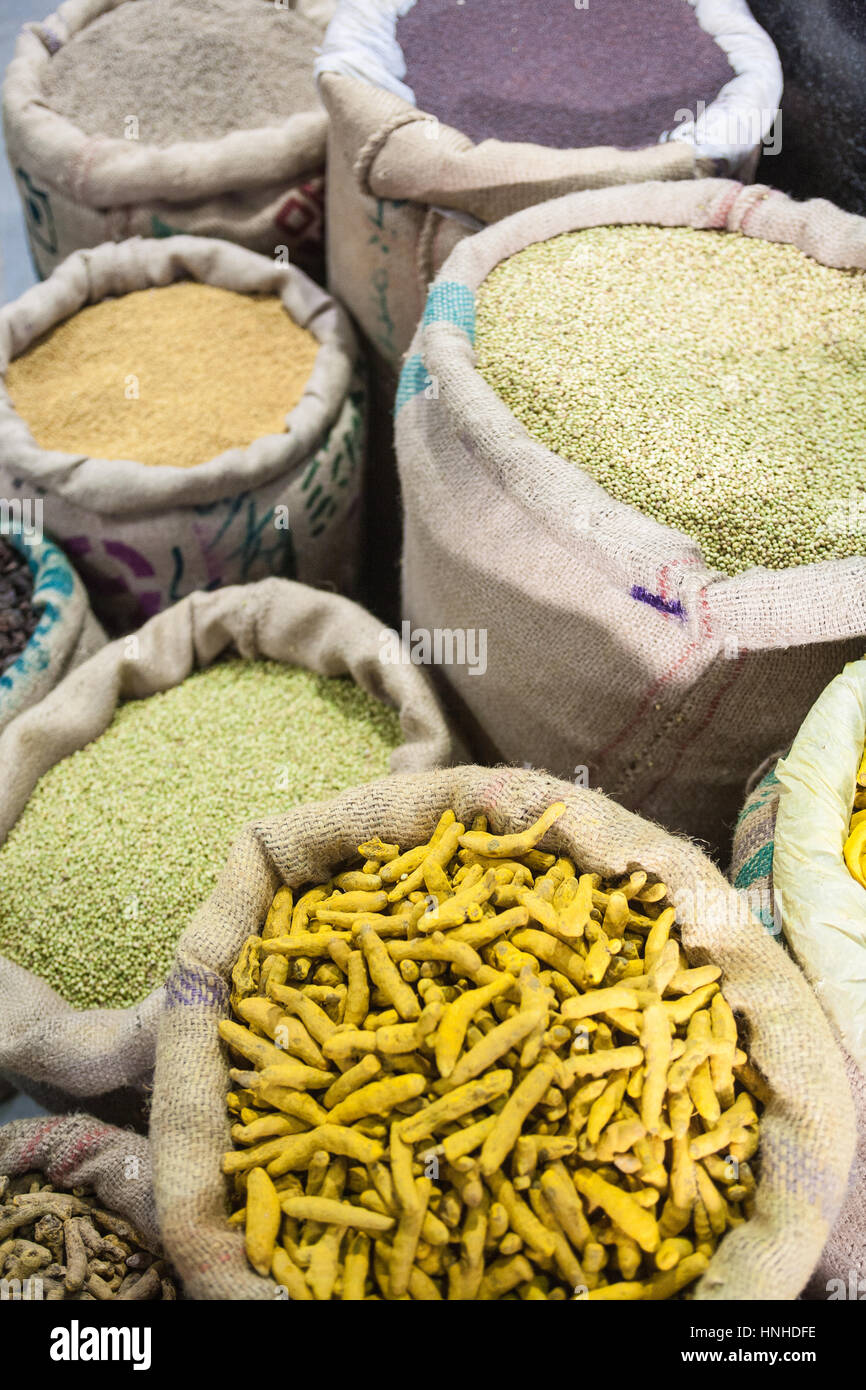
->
[774,660,866,1074]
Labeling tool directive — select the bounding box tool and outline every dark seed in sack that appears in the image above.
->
[397,0,734,151]
[0,538,38,677]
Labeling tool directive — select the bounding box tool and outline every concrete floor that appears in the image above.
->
[0,1,45,1126]
[0,0,40,305]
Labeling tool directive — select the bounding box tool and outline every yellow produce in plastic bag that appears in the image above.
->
[774,660,866,1072]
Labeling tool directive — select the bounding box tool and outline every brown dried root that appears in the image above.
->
[0,1174,177,1299]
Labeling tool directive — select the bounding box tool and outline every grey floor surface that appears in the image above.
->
[0,1,47,1126]
[0,0,39,304]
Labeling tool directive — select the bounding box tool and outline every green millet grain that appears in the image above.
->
[474,226,866,575]
[0,660,402,1010]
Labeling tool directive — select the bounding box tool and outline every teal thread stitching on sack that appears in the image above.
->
[738,769,779,828]
[734,840,774,891]
[741,891,777,934]
[753,767,780,802]
[396,285,475,414]
[34,558,74,600]
[734,766,779,839]
[0,538,67,698]
[395,354,429,414]
[422,282,476,341]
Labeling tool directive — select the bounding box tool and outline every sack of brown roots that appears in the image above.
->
[0,1112,176,1300]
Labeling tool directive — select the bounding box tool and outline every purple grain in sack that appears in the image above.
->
[397,0,735,151]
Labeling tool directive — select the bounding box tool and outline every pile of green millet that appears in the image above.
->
[475,226,866,576]
[0,659,402,1010]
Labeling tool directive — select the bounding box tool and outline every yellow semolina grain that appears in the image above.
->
[6,282,321,469]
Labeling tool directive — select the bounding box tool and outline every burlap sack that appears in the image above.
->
[0,1113,162,1255]
[396,178,866,857]
[317,0,782,367]
[0,577,456,1125]
[2,0,334,281]
[0,530,105,735]
[731,746,866,1300]
[0,235,365,634]
[151,763,852,1300]
[729,755,785,930]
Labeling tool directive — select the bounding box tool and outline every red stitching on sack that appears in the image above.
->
[71,137,104,204]
[697,583,713,641]
[658,558,712,638]
[199,1249,235,1273]
[641,649,749,805]
[474,767,519,818]
[709,183,744,231]
[596,639,701,773]
[597,560,714,773]
[658,555,703,600]
[53,1127,110,1184]
[18,1115,65,1168]
[739,189,776,237]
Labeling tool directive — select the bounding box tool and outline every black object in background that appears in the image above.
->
[749,0,866,215]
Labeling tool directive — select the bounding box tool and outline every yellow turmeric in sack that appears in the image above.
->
[220,804,761,1300]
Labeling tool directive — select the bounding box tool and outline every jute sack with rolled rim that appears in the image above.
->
[0,577,457,1126]
[731,753,866,1300]
[316,0,782,367]
[396,178,866,856]
[2,0,335,279]
[0,531,105,735]
[0,1114,162,1254]
[0,235,365,634]
[150,764,853,1300]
